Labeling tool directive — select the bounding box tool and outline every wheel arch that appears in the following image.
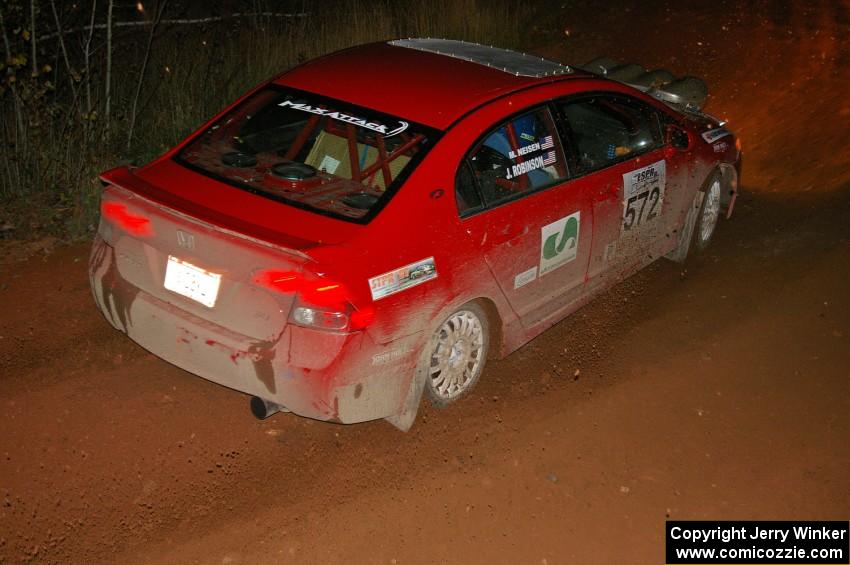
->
[470,296,503,360]
[416,291,511,360]
[717,162,739,218]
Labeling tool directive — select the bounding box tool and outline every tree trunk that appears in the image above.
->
[84,0,97,117]
[127,0,170,151]
[104,0,114,137]
[29,0,37,76]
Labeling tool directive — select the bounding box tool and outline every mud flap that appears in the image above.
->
[665,191,703,263]
[384,367,427,432]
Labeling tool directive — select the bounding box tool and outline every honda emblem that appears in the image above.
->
[176,230,195,250]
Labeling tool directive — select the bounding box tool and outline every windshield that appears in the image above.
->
[176,86,437,222]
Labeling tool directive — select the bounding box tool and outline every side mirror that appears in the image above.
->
[666,125,690,151]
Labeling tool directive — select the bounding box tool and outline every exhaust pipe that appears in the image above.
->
[250,396,287,420]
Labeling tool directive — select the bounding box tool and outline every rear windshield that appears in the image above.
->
[176,86,438,222]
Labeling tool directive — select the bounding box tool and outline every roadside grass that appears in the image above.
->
[0,0,532,241]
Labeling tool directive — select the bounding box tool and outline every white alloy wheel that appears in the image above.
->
[696,177,722,248]
[425,305,488,406]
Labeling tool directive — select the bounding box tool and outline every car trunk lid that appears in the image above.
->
[98,167,332,342]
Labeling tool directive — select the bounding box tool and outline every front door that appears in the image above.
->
[554,94,671,286]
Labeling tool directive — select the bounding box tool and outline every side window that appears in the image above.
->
[455,160,482,213]
[456,107,568,215]
[558,97,661,175]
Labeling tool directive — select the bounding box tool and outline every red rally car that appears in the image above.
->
[90,39,741,431]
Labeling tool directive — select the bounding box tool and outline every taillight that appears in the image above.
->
[291,305,349,330]
[253,270,374,332]
[102,202,153,237]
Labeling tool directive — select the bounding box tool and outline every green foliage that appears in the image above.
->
[1,0,533,239]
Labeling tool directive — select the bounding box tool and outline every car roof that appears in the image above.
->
[275,39,581,130]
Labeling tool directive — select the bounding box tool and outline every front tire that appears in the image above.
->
[666,171,722,263]
[423,303,489,407]
[693,172,722,252]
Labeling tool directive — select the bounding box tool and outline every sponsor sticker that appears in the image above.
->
[622,160,666,231]
[540,212,580,276]
[513,266,538,289]
[278,100,409,137]
[604,241,617,262]
[368,257,437,301]
[701,127,731,144]
[318,155,341,174]
[372,347,413,366]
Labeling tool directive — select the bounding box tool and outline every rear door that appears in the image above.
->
[456,107,593,327]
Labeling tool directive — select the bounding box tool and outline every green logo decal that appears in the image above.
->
[543,215,579,260]
[539,212,580,275]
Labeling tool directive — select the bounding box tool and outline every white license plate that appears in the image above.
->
[163,256,221,308]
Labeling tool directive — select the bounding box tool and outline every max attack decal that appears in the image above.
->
[540,212,580,275]
[623,160,666,231]
[701,128,731,144]
[369,257,437,301]
[278,100,409,136]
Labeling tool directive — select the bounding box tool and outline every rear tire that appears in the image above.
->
[423,303,489,408]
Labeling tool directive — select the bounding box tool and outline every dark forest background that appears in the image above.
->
[0,0,548,239]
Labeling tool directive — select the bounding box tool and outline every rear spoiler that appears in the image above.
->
[578,57,708,111]
[100,166,315,260]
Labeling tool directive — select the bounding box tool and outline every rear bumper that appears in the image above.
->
[89,236,422,424]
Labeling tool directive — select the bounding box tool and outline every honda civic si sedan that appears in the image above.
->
[91,38,740,430]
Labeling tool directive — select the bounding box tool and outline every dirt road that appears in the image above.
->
[1,1,849,563]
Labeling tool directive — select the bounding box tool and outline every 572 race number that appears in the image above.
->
[622,161,666,231]
[624,187,662,230]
